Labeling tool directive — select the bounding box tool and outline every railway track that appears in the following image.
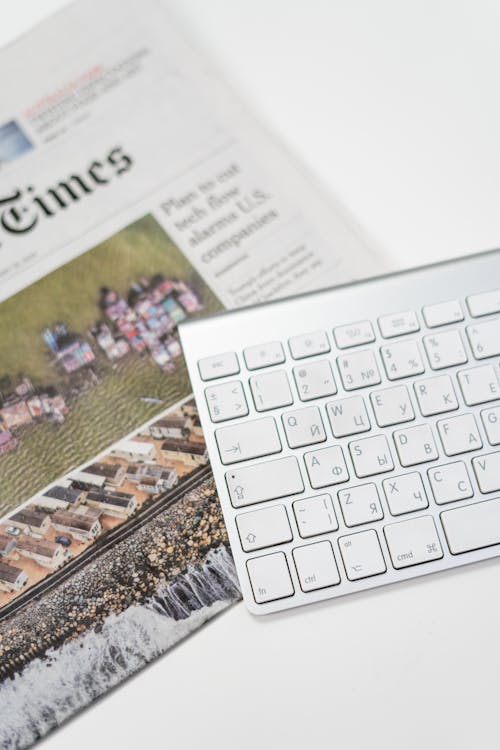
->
[0,464,214,623]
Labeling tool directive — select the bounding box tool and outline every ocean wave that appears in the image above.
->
[0,546,240,750]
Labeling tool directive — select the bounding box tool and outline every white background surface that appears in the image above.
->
[2,2,500,749]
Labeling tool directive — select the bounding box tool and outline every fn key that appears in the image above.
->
[247,552,294,604]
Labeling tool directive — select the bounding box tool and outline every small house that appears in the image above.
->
[16,536,67,570]
[0,400,33,430]
[86,488,138,519]
[127,464,178,494]
[0,561,28,593]
[111,439,155,463]
[161,438,208,466]
[73,461,125,487]
[8,508,50,536]
[51,509,102,542]
[149,415,192,441]
[38,484,85,511]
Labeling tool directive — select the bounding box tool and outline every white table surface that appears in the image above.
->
[3,2,500,748]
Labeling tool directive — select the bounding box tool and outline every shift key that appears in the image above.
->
[226,456,304,507]
[216,417,281,465]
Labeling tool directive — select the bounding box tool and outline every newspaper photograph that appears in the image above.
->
[0,1,383,747]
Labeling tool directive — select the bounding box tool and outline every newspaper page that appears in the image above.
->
[0,1,384,746]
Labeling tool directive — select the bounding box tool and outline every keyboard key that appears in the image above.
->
[393,424,438,466]
[441,498,500,554]
[250,370,293,411]
[370,385,415,427]
[379,310,419,338]
[428,462,473,504]
[338,530,386,581]
[385,516,443,569]
[467,320,500,359]
[423,330,467,370]
[349,435,394,477]
[236,505,292,552]
[380,340,424,380]
[198,351,239,381]
[383,472,428,515]
[205,380,248,422]
[414,375,458,416]
[293,494,338,538]
[226,456,304,507]
[333,320,375,349]
[244,341,285,370]
[293,541,340,591]
[304,446,349,488]
[293,360,337,401]
[326,396,371,438]
[282,406,326,448]
[338,483,384,527]
[423,300,464,328]
[289,330,330,359]
[467,289,500,317]
[437,414,482,456]
[247,552,294,603]
[337,350,381,391]
[457,365,500,406]
[482,406,500,445]
[216,417,281,465]
[472,452,500,493]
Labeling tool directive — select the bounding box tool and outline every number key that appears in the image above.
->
[337,350,381,391]
[250,370,293,411]
[205,380,248,422]
[293,360,337,401]
[381,340,424,380]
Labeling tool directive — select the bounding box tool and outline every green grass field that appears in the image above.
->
[0,215,224,513]
[0,215,222,387]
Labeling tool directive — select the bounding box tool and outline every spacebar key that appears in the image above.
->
[441,497,500,554]
[216,417,282,465]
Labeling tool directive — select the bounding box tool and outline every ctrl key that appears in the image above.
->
[293,541,340,592]
[247,552,294,604]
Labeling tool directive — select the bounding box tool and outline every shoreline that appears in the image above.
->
[0,475,238,681]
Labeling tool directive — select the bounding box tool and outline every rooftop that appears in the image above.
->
[154,416,186,429]
[42,485,82,504]
[161,438,206,455]
[114,440,154,456]
[0,561,25,583]
[83,462,122,479]
[86,489,134,509]
[51,510,98,532]
[128,464,175,479]
[9,508,48,528]
[17,536,60,558]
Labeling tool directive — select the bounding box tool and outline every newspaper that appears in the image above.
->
[0,1,384,746]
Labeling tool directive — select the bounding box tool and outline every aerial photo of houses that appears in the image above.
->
[0,216,240,750]
[0,397,241,749]
[0,399,209,609]
[0,213,223,512]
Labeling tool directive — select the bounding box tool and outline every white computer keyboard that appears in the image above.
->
[180,250,500,615]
